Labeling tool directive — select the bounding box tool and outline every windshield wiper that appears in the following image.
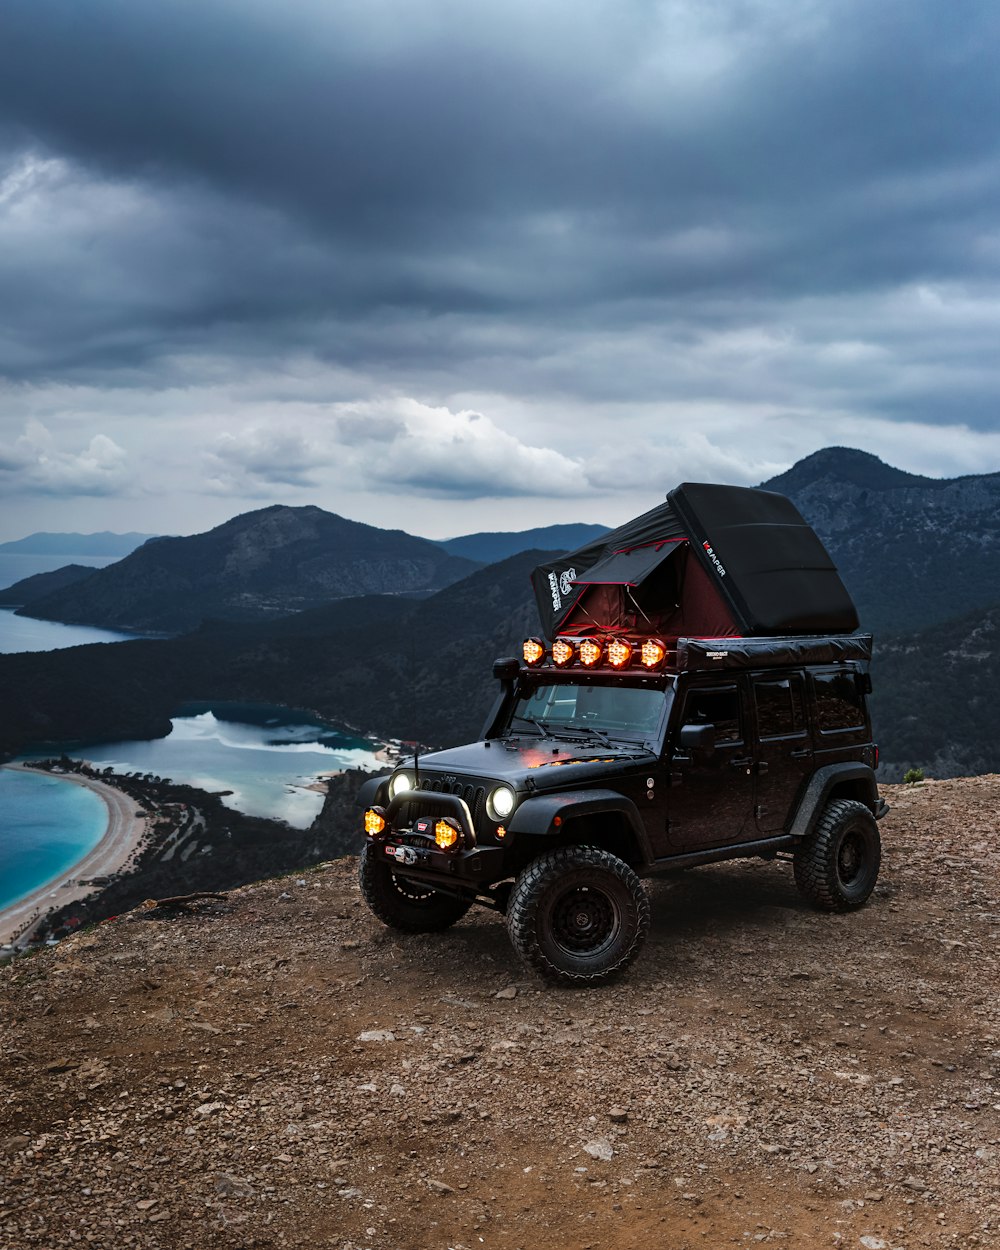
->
[554,724,613,748]
[509,714,555,739]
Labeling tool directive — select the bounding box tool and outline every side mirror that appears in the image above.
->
[678,723,717,752]
[493,657,520,681]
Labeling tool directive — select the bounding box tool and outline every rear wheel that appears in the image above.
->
[793,799,881,912]
[358,842,472,932]
[506,845,650,985]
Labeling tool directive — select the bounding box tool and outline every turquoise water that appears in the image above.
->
[0,607,142,653]
[0,768,108,913]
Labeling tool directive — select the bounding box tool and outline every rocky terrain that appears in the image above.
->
[2,776,997,1249]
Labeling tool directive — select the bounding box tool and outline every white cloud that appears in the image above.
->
[0,420,130,497]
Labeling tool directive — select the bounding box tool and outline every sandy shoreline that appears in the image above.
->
[0,764,148,949]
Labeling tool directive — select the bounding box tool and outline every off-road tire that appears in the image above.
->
[358,843,472,932]
[506,845,650,985]
[793,798,881,912]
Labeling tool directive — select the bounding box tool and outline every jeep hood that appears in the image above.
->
[408,738,656,789]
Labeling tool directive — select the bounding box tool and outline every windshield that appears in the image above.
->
[509,683,670,745]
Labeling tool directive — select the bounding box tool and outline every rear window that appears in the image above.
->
[812,670,866,732]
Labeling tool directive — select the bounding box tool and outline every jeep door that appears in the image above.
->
[750,671,812,834]
[664,677,755,852]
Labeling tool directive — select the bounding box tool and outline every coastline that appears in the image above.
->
[0,764,148,949]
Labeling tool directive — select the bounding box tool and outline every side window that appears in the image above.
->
[683,685,742,743]
[812,670,866,732]
[753,676,805,739]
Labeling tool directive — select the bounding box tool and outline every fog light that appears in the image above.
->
[552,638,574,667]
[607,638,632,668]
[578,638,602,667]
[364,808,386,836]
[522,638,546,665]
[496,825,507,839]
[434,819,461,850]
[641,638,667,669]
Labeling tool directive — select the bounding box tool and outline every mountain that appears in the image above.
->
[438,523,609,564]
[762,447,1000,633]
[0,563,97,607]
[0,531,156,556]
[16,505,479,633]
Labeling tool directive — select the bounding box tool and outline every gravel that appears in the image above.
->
[1,777,997,1249]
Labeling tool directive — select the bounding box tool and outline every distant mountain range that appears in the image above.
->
[11,506,479,633]
[438,524,609,564]
[0,531,156,556]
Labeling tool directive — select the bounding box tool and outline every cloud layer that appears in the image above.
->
[1,0,999,537]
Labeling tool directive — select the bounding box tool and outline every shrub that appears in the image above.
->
[902,767,925,784]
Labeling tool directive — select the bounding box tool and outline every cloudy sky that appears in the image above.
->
[2,0,999,542]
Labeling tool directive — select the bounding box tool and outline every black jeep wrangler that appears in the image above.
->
[357,483,887,984]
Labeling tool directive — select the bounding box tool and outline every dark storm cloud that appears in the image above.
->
[1,0,999,435]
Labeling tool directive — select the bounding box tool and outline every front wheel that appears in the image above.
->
[358,842,473,932]
[793,799,881,912]
[506,846,650,985]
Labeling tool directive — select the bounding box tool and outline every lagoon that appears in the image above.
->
[0,607,143,653]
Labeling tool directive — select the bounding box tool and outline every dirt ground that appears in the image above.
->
[2,778,998,1250]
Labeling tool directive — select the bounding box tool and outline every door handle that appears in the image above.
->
[789,748,811,759]
[730,757,753,772]
[757,760,769,775]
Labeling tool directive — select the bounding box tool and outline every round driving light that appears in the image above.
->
[434,819,461,850]
[607,638,633,668]
[641,638,667,669]
[490,785,516,818]
[552,638,574,667]
[578,638,602,667]
[495,825,507,839]
[364,808,386,836]
[388,772,412,799]
[522,638,546,665]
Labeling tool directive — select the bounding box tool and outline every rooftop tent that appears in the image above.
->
[668,482,859,635]
[531,482,859,639]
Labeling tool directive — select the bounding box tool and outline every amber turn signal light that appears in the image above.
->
[578,638,602,667]
[641,638,667,669]
[364,808,386,836]
[607,638,632,668]
[434,819,461,850]
[522,638,546,665]
[551,638,574,667]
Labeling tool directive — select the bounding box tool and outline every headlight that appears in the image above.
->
[489,785,516,819]
[388,772,413,800]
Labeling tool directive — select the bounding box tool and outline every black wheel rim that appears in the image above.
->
[837,831,866,885]
[550,885,621,956]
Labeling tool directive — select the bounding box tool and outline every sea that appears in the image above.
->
[0,768,108,914]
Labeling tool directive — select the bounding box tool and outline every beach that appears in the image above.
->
[0,764,148,948]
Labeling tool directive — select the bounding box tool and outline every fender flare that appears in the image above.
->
[357,774,391,808]
[788,763,881,840]
[507,788,654,864]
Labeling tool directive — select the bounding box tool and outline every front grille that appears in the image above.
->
[398,776,488,832]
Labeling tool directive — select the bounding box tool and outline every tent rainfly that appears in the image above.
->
[531,482,859,641]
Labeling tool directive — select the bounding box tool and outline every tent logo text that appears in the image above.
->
[702,542,727,578]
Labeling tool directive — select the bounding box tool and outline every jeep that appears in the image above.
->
[357,483,887,984]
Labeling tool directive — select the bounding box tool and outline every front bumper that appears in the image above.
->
[369,790,507,884]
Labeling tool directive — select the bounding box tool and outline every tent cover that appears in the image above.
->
[531,482,859,640]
